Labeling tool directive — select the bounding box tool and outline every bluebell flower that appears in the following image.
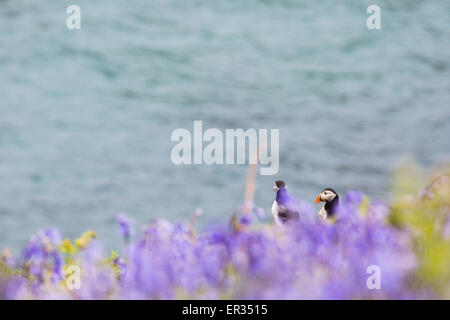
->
[116,213,133,240]
[2,185,445,299]
[345,190,364,205]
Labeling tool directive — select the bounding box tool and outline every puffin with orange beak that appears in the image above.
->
[315,188,339,219]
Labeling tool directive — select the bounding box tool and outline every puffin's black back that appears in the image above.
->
[278,207,300,222]
[324,194,339,216]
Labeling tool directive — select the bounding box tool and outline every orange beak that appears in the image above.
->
[315,194,322,203]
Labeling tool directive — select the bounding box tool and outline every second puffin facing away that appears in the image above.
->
[315,188,339,219]
[272,180,300,225]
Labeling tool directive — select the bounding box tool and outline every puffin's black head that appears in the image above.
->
[315,188,338,203]
[273,180,286,192]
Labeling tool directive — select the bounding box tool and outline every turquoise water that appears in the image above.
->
[0,1,449,250]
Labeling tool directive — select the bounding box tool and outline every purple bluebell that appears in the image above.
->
[116,213,133,240]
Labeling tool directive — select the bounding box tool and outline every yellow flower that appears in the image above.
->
[59,239,75,254]
[74,230,97,250]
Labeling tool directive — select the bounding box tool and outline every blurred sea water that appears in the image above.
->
[0,1,449,250]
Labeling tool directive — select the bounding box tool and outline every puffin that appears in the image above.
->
[315,188,339,219]
[271,180,300,225]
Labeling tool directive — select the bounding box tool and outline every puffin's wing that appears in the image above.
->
[282,192,301,219]
[277,205,289,222]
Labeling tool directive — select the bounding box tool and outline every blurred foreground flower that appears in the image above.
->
[116,214,134,241]
[0,167,448,299]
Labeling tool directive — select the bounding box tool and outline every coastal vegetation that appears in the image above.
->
[1,165,449,299]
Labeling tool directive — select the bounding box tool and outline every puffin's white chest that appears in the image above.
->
[271,201,283,226]
[318,206,327,220]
